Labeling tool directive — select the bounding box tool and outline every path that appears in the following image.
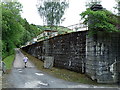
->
[2,48,119,89]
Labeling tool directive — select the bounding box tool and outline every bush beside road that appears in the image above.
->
[3,54,15,70]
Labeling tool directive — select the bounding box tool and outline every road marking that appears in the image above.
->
[18,69,22,72]
[24,81,48,88]
[38,81,48,86]
[35,73,44,76]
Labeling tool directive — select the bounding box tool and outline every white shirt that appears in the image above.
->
[23,57,28,62]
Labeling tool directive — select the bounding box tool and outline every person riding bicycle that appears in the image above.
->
[23,56,28,68]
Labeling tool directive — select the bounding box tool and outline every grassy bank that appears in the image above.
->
[21,50,98,85]
[3,54,15,70]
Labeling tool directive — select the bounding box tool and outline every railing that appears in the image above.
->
[67,23,88,31]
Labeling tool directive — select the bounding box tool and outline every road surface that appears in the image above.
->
[2,48,119,89]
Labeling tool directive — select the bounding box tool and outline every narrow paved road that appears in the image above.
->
[2,48,119,89]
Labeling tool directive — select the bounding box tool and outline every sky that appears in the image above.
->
[18,0,117,27]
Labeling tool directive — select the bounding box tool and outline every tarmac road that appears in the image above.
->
[2,48,120,89]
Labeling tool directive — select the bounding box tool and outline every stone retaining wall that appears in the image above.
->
[86,32,120,83]
[22,31,120,84]
[23,31,86,73]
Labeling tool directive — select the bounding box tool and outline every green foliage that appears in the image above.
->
[21,19,42,45]
[38,1,69,26]
[80,9,119,36]
[2,2,42,58]
[2,2,24,58]
[40,25,72,34]
[3,54,15,69]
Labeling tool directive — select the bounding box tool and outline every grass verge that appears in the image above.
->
[21,50,99,85]
[3,54,15,70]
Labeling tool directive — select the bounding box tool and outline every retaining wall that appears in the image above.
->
[22,31,120,83]
[23,31,86,73]
[86,32,120,83]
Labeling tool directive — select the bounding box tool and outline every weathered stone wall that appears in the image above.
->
[22,31,87,73]
[86,32,120,83]
[22,31,120,84]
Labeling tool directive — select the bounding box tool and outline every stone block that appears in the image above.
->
[44,56,54,69]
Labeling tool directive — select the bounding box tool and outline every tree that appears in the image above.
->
[2,2,42,58]
[80,0,120,36]
[114,0,120,15]
[2,2,25,58]
[21,19,42,45]
[37,1,69,26]
[0,3,1,37]
[80,9,119,36]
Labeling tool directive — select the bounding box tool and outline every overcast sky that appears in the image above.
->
[18,0,117,27]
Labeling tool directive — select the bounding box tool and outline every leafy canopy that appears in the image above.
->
[80,9,119,35]
[2,2,42,58]
[2,2,25,57]
[37,1,69,26]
